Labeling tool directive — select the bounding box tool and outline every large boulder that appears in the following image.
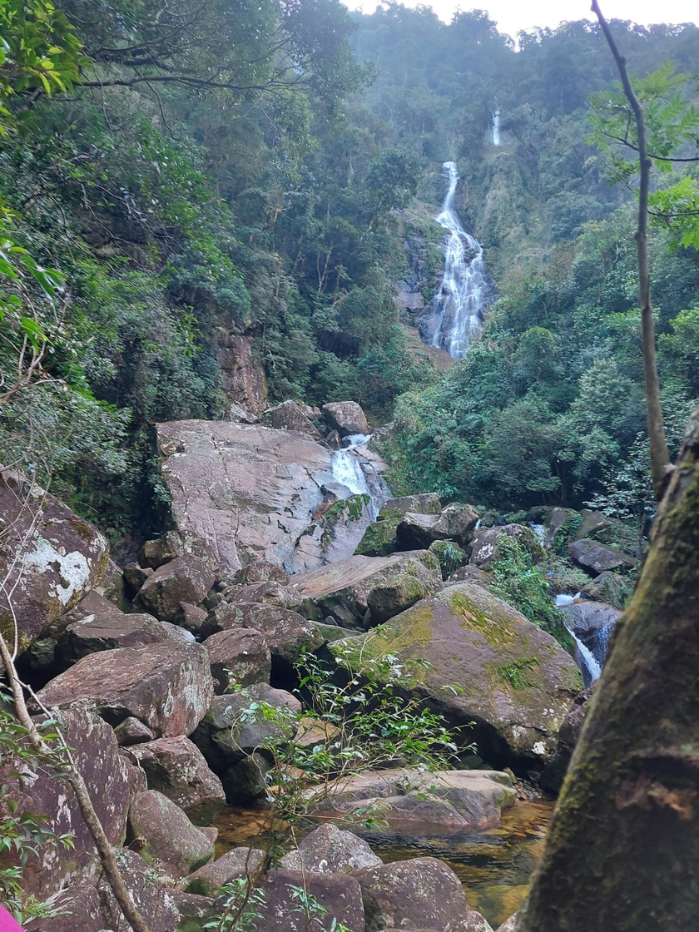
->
[580,571,630,610]
[469,525,544,569]
[36,641,214,737]
[205,627,271,692]
[255,868,365,932]
[57,611,169,665]
[186,846,266,896]
[305,769,516,837]
[262,400,321,438]
[25,884,104,932]
[203,603,323,673]
[568,538,638,575]
[280,824,382,873]
[572,508,641,557]
[128,790,214,877]
[322,401,370,437]
[192,684,301,772]
[356,857,469,932]
[0,468,109,653]
[124,736,226,825]
[99,848,180,932]
[355,494,442,558]
[397,503,479,550]
[331,584,582,768]
[138,530,218,573]
[134,554,215,621]
[0,709,132,898]
[155,420,382,574]
[291,552,442,628]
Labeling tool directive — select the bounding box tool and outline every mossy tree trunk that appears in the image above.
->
[518,405,699,932]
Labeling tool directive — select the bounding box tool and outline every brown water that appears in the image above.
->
[214,799,554,929]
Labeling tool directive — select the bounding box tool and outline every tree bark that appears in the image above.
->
[592,1,670,499]
[518,401,699,932]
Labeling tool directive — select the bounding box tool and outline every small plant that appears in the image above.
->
[204,877,267,932]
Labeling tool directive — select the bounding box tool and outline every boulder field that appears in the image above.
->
[1,400,643,932]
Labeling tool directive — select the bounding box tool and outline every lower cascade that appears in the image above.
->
[423,160,492,359]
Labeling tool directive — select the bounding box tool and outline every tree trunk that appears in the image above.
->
[592,1,670,499]
[518,403,699,932]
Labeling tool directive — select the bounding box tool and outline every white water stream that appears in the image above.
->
[491,110,501,146]
[331,434,373,498]
[424,161,491,360]
[555,593,603,687]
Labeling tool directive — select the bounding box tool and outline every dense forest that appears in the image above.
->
[2,1,698,548]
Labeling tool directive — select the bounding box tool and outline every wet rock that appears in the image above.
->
[560,600,620,663]
[0,709,131,898]
[568,538,638,575]
[115,716,155,746]
[205,627,271,692]
[125,736,225,825]
[330,583,582,768]
[470,525,544,569]
[280,824,382,873]
[306,769,516,836]
[540,684,596,794]
[356,857,468,932]
[322,401,370,437]
[135,555,215,621]
[291,551,441,628]
[262,400,322,438]
[0,467,109,653]
[186,847,266,896]
[37,641,214,737]
[192,684,301,771]
[255,868,365,932]
[128,790,214,877]
[99,848,180,932]
[57,611,168,665]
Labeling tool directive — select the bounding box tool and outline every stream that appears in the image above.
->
[214,799,554,929]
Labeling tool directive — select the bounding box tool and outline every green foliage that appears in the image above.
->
[490,537,572,650]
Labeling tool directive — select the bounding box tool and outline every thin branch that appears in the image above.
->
[604,132,699,162]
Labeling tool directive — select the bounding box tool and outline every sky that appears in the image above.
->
[340,0,699,38]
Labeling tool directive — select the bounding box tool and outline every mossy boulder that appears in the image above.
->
[291,551,441,628]
[469,525,544,569]
[355,493,442,557]
[127,790,214,877]
[330,583,582,769]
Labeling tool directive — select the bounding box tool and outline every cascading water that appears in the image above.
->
[555,593,605,686]
[423,161,492,360]
[491,110,501,146]
[331,435,372,498]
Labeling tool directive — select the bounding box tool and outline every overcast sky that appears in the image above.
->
[341,0,698,38]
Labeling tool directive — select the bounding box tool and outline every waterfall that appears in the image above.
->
[423,161,492,360]
[566,625,602,687]
[491,110,501,146]
[330,433,386,519]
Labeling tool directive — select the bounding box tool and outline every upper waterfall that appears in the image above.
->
[422,161,492,360]
[491,110,501,146]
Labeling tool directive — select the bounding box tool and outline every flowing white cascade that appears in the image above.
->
[425,161,491,360]
[331,434,372,501]
[566,625,602,687]
[491,110,501,146]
